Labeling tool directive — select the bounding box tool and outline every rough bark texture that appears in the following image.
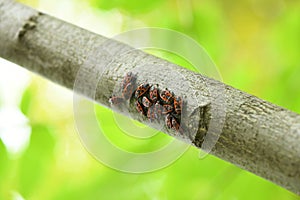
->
[0,0,299,195]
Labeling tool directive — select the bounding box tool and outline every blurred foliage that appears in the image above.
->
[19,83,36,117]
[91,0,164,14]
[0,139,9,199]
[1,0,300,199]
[16,124,55,198]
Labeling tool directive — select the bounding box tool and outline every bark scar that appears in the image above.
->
[192,103,211,148]
[18,12,43,39]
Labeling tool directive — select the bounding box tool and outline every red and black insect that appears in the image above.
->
[147,105,156,122]
[162,104,174,114]
[165,114,173,129]
[149,85,159,103]
[171,117,181,132]
[154,101,163,117]
[135,101,145,115]
[147,102,163,121]
[122,82,135,100]
[160,88,174,104]
[135,83,151,98]
[174,96,182,114]
[122,72,137,90]
[109,95,124,105]
[142,96,152,108]
[110,71,185,133]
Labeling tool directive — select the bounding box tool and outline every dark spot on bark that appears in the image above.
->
[192,103,211,148]
[18,12,43,39]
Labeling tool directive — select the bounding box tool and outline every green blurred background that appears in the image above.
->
[0,0,299,199]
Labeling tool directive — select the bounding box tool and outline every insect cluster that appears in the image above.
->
[109,72,184,133]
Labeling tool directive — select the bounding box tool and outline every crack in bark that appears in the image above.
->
[18,12,43,39]
[192,103,211,148]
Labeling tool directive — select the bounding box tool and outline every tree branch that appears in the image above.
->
[0,0,299,195]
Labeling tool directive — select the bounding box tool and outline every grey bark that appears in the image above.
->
[0,0,300,195]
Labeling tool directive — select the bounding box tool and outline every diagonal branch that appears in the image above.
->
[0,0,299,195]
